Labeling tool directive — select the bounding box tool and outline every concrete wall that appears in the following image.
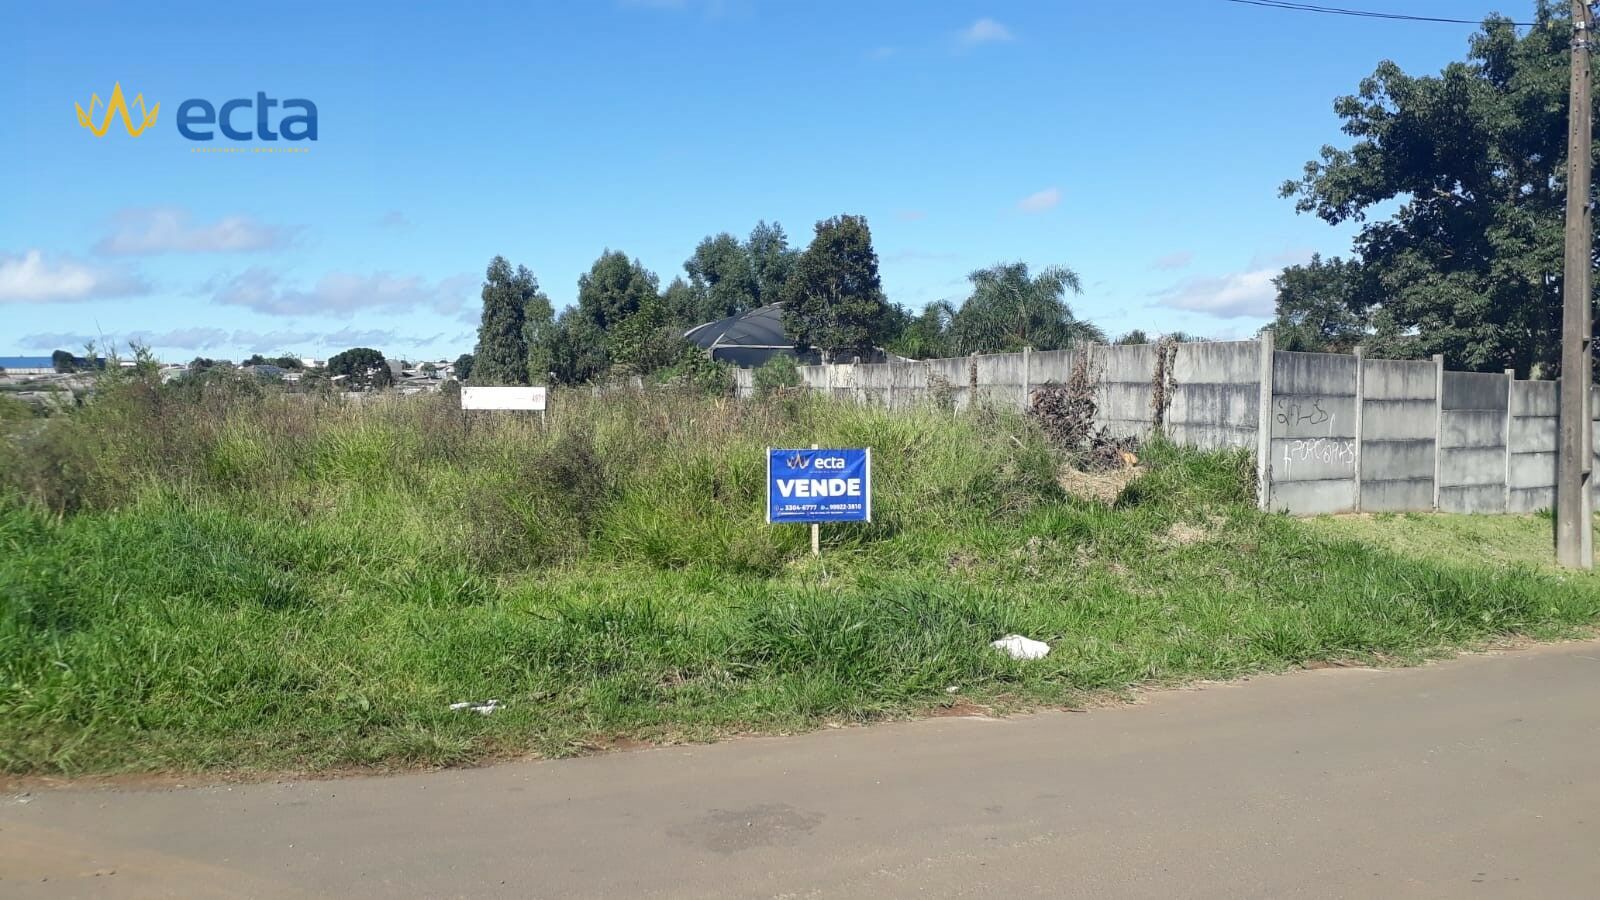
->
[1360,358,1437,513]
[1265,351,1358,515]
[1509,379,1557,513]
[734,339,1577,517]
[1168,340,1260,450]
[1437,370,1510,514]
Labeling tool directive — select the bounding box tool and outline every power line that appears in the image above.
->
[1220,0,1539,27]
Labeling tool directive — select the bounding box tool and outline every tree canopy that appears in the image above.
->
[948,262,1103,354]
[327,347,392,391]
[682,221,798,324]
[472,256,547,385]
[1276,2,1581,374]
[781,214,892,361]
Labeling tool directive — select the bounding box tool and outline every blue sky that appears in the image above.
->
[3,0,1508,361]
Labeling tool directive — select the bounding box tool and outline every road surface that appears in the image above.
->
[4,640,1599,898]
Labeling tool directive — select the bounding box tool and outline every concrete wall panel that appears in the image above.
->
[1441,411,1508,448]
[1441,484,1506,514]
[1362,479,1435,513]
[1273,351,1358,395]
[1169,383,1258,429]
[1268,478,1356,515]
[1511,380,1558,417]
[1442,372,1509,410]
[1270,395,1357,439]
[1439,447,1508,487]
[1509,417,1558,450]
[1509,452,1557,489]
[1172,340,1259,383]
[1270,436,1357,483]
[1361,440,1435,481]
[1362,359,1435,401]
[1509,486,1555,513]
[1362,399,1437,441]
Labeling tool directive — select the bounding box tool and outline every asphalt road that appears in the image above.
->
[4,640,1599,899]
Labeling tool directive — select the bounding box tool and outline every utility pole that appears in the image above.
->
[1558,0,1595,569]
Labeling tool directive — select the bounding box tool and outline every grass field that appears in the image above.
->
[2,378,1598,776]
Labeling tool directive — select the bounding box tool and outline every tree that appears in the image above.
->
[577,250,659,332]
[885,301,955,359]
[453,352,475,382]
[1280,3,1575,374]
[327,347,391,391]
[660,276,699,327]
[544,307,609,385]
[753,354,803,398]
[948,262,1103,354]
[685,233,756,322]
[51,349,75,373]
[681,221,799,324]
[781,214,892,361]
[607,295,684,375]
[746,220,798,303]
[472,256,546,385]
[1264,254,1375,353]
[1114,330,1150,345]
[521,283,556,385]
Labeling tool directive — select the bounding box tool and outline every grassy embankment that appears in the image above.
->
[2,377,1597,776]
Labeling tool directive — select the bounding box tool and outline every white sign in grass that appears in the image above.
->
[459,386,547,411]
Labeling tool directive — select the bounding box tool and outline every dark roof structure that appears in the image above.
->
[683,304,818,368]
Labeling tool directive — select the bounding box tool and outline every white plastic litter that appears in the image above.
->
[991,634,1050,661]
[449,699,503,715]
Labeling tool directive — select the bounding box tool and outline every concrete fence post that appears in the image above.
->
[1353,346,1365,513]
[1505,368,1516,514]
[1432,354,1445,511]
[1021,345,1032,412]
[1256,332,1275,511]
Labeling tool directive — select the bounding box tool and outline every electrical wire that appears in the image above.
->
[1220,0,1540,27]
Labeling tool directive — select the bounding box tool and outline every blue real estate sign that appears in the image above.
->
[766,448,872,524]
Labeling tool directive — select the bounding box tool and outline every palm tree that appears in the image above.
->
[949,262,1104,354]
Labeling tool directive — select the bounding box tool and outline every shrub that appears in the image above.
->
[753,355,803,398]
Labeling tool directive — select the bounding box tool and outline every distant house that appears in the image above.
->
[684,304,818,369]
[0,357,56,376]
[683,303,902,367]
[241,364,288,381]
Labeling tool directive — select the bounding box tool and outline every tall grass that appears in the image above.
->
[1,378,1598,775]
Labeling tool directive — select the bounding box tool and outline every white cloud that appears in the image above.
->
[1153,251,1194,271]
[210,268,475,317]
[896,209,927,222]
[0,250,149,303]
[376,210,411,229]
[124,327,234,349]
[1016,186,1061,213]
[18,331,95,349]
[94,207,296,255]
[867,46,898,60]
[958,17,1014,46]
[1155,269,1279,318]
[1248,247,1318,269]
[22,327,456,355]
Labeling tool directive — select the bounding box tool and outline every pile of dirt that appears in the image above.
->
[1057,464,1142,505]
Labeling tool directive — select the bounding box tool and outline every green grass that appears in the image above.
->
[2,381,1598,776]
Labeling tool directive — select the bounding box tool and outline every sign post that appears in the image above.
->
[766,446,872,557]
[809,444,820,556]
